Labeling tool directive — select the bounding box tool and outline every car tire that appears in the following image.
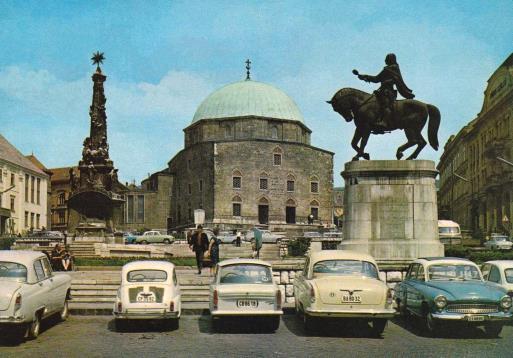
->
[163,239,171,244]
[267,316,280,332]
[59,299,69,321]
[27,313,41,339]
[303,313,315,332]
[424,313,438,337]
[371,319,387,336]
[484,324,503,338]
[141,240,148,245]
[398,299,410,321]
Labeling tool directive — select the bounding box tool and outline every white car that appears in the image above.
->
[294,250,395,334]
[113,261,181,330]
[209,258,283,331]
[0,250,71,339]
[484,236,513,250]
[482,260,513,294]
[244,230,285,244]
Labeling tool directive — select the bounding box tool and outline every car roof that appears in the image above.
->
[0,250,47,266]
[416,257,476,265]
[218,258,272,267]
[485,260,513,269]
[437,220,460,227]
[121,260,175,273]
[309,250,377,264]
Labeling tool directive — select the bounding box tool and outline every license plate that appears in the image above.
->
[467,316,485,322]
[237,299,258,308]
[342,295,361,303]
[136,293,156,303]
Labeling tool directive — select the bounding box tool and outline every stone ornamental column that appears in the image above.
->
[340,160,444,264]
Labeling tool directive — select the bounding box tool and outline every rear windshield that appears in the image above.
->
[312,260,379,279]
[0,261,27,283]
[439,227,460,234]
[219,264,273,284]
[127,269,167,282]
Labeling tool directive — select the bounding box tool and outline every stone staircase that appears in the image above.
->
[219,243,281,261]
[68,269,212,314]
[69,242,97,257]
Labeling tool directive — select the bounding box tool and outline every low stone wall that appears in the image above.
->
[94,243,195,258]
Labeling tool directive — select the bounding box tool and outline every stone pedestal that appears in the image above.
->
[339,160,444,263]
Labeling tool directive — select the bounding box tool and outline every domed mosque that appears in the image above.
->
[168,61,334,231]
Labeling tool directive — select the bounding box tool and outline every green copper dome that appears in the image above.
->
[192,80,304,124]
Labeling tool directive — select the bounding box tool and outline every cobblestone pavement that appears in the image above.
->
[0,315,512,358]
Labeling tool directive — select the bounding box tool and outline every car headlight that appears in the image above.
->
[500,295,512,309]
[434,295,447,309]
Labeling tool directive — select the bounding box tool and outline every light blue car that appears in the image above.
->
[395,257,512,337]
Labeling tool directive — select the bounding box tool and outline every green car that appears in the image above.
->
[395,257,512,337]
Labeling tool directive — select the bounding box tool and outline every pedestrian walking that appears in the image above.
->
[208,228,221,275]
[190,225,209,274]
[236,230,242,247]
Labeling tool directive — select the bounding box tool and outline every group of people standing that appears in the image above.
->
[44,244,73,271]
[188,225,221,275]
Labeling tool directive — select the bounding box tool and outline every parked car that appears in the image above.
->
[209,258,282,331]
[135,231,175,244]
[244,230,285,244]
[294,250,394,334]
[481,260,513,295]
[395,257,512,337]
[216,231,238,244]
[303,232,322,238]
[123,232,138,244]
[113,261,181,330]
[484,235,513,251]
[438,220,462,245]
[0,250,71,339]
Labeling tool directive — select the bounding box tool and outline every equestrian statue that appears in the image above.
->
[327,53,440,161]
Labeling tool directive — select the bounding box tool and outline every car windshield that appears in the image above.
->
[428,264,482,281]
[0,261,28,283]
[505,269,513,284]
[219,264,273,284]
[312,260,379,279]
[439,227,459,234]
[127,269,168,282]
[494,237,508,242]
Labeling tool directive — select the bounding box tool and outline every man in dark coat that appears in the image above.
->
[190,225,209,274]
[357,53,415,131]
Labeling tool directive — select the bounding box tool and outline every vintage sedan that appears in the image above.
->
[0,250,71,339]
[135,231,175,245]
[209,259,283,331]
[484,236,513,251]
[395,257,512,337]
[294,250,395,334]
[482,260,513,295]
[113,261,181,329]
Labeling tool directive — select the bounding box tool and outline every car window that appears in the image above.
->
[417,265,425,281]
[407,264,418,280]
[428,264,482,281]
[488,266,501,283]
[504,269,513,284]
[0,261,28,283]
[312,260,378,279]
[42,257,53,277]
[303,257,309,276]
[34,260,46,281]
[219,264,273,284]
[481,264,491,280]
[127,270,167,282]
[173,270,178,286]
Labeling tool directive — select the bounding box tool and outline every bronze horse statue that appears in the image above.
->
[327,88,440,160]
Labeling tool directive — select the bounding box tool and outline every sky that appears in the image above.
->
[0,0,511,186]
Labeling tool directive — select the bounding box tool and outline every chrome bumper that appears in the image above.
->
[0,315,26,324]
[113,311,179,320]
[211,310,283,317]
[305,308,396,319]
[431,311,513,322]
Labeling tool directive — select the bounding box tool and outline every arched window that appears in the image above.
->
[232,195,242,217]
[58,192,66,205]
[259,172,269,190]
[287,174,295,192]
[271,126,278,139]
[232,170,242,189]
[310,176,319,193]
[286,198,296,206]
[259,197,269,205]
[273,147,283,166]
[310,200,319,221]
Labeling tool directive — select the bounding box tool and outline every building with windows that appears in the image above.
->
[437,53,513,235]
[168,73,334,231]
[46,166,79,232]
[0,135,49,235]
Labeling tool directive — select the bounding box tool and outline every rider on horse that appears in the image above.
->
[356,53,415,133]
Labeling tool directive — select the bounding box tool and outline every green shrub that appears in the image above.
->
[288,238,311,257]
[445,247,513,264]
[0,237,15,250]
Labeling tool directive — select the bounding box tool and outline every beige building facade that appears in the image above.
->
[0,135,49,235]
[437,53,513,235]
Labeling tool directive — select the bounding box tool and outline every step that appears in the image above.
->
[68,302,210,315]
[71,290,118,297]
